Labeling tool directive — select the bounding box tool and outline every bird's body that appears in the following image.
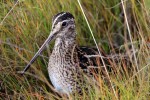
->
[48,38,81,94]
[22,12,100,95]
[48,37,99,94]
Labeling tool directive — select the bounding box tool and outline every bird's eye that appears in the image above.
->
[62,22,67,27]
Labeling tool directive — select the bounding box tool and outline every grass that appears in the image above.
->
[0,0,150,99]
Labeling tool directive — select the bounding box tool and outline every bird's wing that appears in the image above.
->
[74,46,103,76]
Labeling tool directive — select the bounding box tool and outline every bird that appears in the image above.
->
[21,12,104,95]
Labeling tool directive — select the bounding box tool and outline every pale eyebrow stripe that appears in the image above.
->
[52,12,66,28]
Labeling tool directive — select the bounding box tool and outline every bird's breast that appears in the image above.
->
[48,54,76,94]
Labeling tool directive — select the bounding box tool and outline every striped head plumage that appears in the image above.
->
[51,12,76,41]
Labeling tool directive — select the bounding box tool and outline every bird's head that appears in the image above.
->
[51,12,76,39]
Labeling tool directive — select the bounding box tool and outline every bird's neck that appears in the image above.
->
[53,37,76,52]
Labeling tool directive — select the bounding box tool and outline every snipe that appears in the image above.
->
[21,12,101,95]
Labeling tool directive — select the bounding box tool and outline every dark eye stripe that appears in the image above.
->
[52,12,74,28]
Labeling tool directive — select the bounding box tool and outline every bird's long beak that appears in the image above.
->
[21,31,57,74]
